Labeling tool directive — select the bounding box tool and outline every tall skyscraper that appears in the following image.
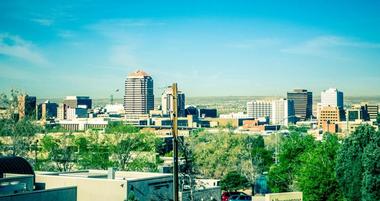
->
[161,86,185,117]
[287,89,313,120]
[246,100,272,119]
[124,70,154,114]
[321,88,344,108]
[18,95,37,119]
[272,99,295,126]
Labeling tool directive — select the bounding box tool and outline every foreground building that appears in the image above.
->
[0,157,77,201]
[36,169,221,201]
[287,89,313,120]
[36,169,173,201]
[124,70,154,115]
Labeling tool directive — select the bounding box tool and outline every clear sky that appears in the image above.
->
[1,0,380,98]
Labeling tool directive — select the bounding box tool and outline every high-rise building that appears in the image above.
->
[272,99,295,126]
[57,103,66,120]
[37,100,58,120]
[346,108,363,121]
[363,104,379,121]
[318,106,343,133]
[18,95,37,119]
[124,70,154,114]
[63,96,92,109]
[321,88,344,108]
[287,89,313,120]
[161,86,185,117]
[246,100,272,119]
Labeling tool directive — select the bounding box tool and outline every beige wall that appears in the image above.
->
[265,192,303,201]
[36,175,127,201]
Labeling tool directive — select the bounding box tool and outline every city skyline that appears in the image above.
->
[1,1,380,98]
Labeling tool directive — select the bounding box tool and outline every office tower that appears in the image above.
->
[37,100,58,120]
[346,108,363,121]
[57,103,66,120]
[287,89,313,120]
[161,86,185,117]
[272,99,295,126]
[246,100,272,119]
[317,105,345,133]
[63,96,92,109]
[124,70,154,114]
[321,88,344,108]
[199,108,218,118]
[18,95,37,119]
[363,104,379,121]
[66,108,88,120]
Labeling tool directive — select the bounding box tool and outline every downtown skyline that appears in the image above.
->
[1,1,380,98]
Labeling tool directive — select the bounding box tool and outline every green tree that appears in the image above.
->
[220,171,250,192]
[336,125,380,201]
[40,133,77,171]
[111,132,158,171]
[74,132,112,169]
[0,90,41,158]
[268,132,316,193]
[376,113,380,125]
[105,121,140,134]
[295,134,343,201]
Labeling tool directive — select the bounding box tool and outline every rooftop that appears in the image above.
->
[128,70,150,77]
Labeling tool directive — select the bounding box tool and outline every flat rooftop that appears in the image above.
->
[36,170,172,181]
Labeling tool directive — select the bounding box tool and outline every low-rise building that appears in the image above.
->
[36,169,173,201]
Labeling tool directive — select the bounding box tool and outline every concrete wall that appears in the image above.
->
[0,187,76,201]
[127,176,173,201]
[36,175,127,201]
[265,192,303,201]
[180,187,221,201]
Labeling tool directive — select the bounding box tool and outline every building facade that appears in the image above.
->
[321,88,344,108]
[271,99,295,126]
[317,106,342,127]
[18,95,37,120]
[247,100,272,119]
[287,89,313,120]
[124,70,154,114]
[161,86,185,117]
[363,104,379,121]
[63,96,92,110]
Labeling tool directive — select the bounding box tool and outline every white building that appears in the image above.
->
[219,112,249,119]
[321,88,344,108]
[247,100,272,119]
[105,104,125,114]
[272,99,295,126]
[161,86,186,117]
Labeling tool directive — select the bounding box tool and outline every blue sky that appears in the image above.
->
[0,0,380,98]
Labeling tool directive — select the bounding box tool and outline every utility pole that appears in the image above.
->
[172,83,179,201]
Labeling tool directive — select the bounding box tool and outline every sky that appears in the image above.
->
[0,0,380,98]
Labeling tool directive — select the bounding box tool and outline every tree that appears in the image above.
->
[220,171,249,192]
[295,134,343,201]
[336,125,380,201]
[376,113,380,125]
[240,135,273,189]
[40,133,77,172]
[268,132,316,193]
[0,90,41,158]
[74,132,112,169]
[105,121,140,134]
[111,132,157,171]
